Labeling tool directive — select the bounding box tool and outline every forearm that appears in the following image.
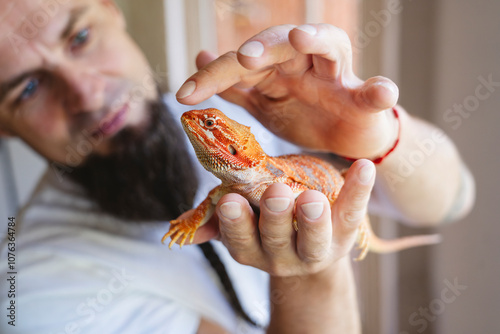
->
[267,257,360,334]
[371,106,475,225]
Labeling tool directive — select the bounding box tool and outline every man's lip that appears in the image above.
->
[93,103,129,137]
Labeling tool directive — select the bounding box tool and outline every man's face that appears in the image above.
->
[0,0,157,164]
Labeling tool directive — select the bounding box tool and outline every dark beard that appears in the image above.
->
[68,97,198,221]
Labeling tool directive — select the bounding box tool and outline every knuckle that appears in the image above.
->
[198,66,218,79]
[221,230,254,250]
[265,30,287,45]
[341,209,365,227]
[324,25,352,56]
[260,233,291,251]
[301,249,328,264]
[298,237,331,263]
[327,24,350,42]
[220,51,238,61]
[350,189,370,205]
[199,52,238,76]
[262,24,296,40]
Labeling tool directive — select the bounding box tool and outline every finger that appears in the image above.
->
[332,159,376,247]
[295,189,333,263]
[236,24,309,73]
[176,51,272,105]
[288,24,354,79]
[258,183,296,258]
[215,193,263,264]
[177,51,245,103]
[355,76,399,112]
[177,25,307,105]
[193,50,257,111]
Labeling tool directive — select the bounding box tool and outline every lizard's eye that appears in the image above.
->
[204,118,216,129]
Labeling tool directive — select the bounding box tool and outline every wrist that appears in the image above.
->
[341,107,401,165]
[268,256,360,333]
[270,256,351,289]
[370,107,400,163]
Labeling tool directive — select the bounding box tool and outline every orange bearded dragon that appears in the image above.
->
[162,108,440,260]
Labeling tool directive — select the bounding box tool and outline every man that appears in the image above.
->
[0,0,474,333]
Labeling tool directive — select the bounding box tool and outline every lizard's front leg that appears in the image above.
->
[162,186,225,248]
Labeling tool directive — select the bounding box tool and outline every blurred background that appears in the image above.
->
[1,0,498,333]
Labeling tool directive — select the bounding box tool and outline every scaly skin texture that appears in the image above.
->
[162,108,440,260]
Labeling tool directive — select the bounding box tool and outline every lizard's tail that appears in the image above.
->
[368,231,442,254]
[355,216,442,261]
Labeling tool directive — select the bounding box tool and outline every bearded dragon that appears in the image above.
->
[162,108,440,260]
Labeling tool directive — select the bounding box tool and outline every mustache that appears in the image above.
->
[69,89,135,137]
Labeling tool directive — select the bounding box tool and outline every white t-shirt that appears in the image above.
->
[0,95,299,334]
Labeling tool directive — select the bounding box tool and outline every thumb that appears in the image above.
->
[332,159,375,247]
[357,76,399,112]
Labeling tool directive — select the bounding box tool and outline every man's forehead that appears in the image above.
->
[0,0,35,16]
[0,0,63,24]
[0,0,91,31]
[0,1,56,77]
[0,0,94,80]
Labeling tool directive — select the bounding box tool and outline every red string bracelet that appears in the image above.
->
[341,107,400,164]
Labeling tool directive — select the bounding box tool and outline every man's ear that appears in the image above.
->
[99,0,126,29]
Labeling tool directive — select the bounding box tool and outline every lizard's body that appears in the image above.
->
[162,108,439,260]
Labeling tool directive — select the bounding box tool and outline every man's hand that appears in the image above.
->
[191,159,375,276]
[177,23,474,225]
[189,160,372,333]
[176,24,399,159]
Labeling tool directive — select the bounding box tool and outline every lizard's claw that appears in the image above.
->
[162,219,200,249]
[354,222,370,261]
[292,217,299,232]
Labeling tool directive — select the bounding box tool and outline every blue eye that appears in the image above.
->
[19,78,39,101]
[71,28,89,49]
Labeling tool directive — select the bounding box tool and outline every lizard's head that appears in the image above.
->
[181,108,266,175]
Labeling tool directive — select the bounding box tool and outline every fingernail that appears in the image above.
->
[176,81,196,99]
[358,163,375,184]
[220,202,242,220]
[296,24,317,36]
[238,41,265,58]
[265,197,291,212]
[374,81,398,95]
[301,202,324,220]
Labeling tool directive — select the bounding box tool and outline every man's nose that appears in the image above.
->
[57,65,106,114]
